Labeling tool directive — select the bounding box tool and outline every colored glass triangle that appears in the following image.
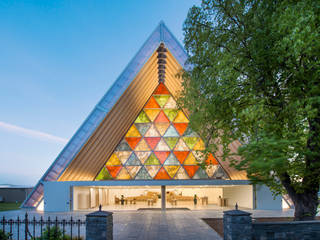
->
[184,152,197,165]
[173,151,189,164]
[164,109,179,121]
[135,151,151,164]
[173,111,189,123]
[116,140,131,151]
[164,96,177,109]
[144,124,160,137]
[174,138,189,151]
[183,127,198,137]
[193,167,209,179]
[154,167,171,179]
[163,153,180,165]
[154,138,170,151]
[154,95,170,108]
[135,111,151,123]
[163,125,179,137]
[125,137,141,150]
[126,166,142,178]
[96,167,112,180]
[212,166,229,179]
[193,139,205,150]
[154,111,170,123]
[145,165,161,178]
[206,165,218,178]
[206,153,218,165]
[125,124,141,137]
[183,137,200,150]
[164,166,180,178]
[145,153,161,165]
[164,137,179,150]
[115,151,132,164]
[154,151,170,164]
[134,139,151,151]
[173,123,188,136]
[106,166,122,178]
[144,109,161,122]
[106,153,121,166]
[135,123,151,136]
[154,82,170,94]
[124,152,141,166]
[155,123,170,136]
[184,165,199,178]
[145,137,161,150]
[135,167,152,179]
[144,96,160,108]
[116,167,131,180]
[174,167,190,179]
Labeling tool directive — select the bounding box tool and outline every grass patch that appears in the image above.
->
[0,202,21,212]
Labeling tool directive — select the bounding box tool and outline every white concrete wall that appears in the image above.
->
[44,182,71,212]
[255,184,282,210]
[222,185,253,209]
[73,187,90,210]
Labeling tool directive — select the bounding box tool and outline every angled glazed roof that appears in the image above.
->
[22,22,247,208]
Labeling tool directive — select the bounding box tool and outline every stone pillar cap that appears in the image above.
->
[223,210,252,216]
[86,210,113,217]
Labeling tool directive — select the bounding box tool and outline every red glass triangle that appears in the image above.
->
[154,111,170,123]
[173,151,189,164]
[154,151,170,164]
[183,166,199,178]
[206,153,219,165]
[106,166,122,178]
[145,96,160,108]
[145,137,161,150]
[154,167,171,180]
[173,123,188,136]
[153,82,170,94]
[125,137,141,150]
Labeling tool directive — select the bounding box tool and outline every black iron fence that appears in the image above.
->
[0,213,85,240]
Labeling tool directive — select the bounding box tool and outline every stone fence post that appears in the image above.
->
[223,205,252,240]
[86,206,113,240]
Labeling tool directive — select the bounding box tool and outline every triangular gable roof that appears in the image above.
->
[22,21,188,208]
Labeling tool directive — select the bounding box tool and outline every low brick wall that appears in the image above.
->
[252,220,320,240]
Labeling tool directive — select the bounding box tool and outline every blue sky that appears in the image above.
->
[0,0,200,185]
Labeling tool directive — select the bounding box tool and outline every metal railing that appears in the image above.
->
[0,213,85,239]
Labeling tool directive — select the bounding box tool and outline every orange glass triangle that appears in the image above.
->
[154,111,170,123]
[145,96,160,108]
[154,151,170,164]
[173,151,189,164]
[106,166,122,178]
[183,165,199,178]
[154,167,171,180]
[125,137,141,150]
[173,123,188,136]
[206,153,219,165]
[153,82,170,94]
[145,137,161,150]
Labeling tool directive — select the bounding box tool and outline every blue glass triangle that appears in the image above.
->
[135,123,151,136]
[193,167,209,179]
[164,153,180,165]
[163,125,179,137]
[116,140,131,151]
[125,153,141,166]
[135,167,152,180]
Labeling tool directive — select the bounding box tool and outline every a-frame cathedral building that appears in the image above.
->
[23,22,282,211]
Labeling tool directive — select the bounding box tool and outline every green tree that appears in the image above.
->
[181,0,320,220]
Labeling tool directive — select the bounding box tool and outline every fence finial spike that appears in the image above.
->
[99,204,102,211]
[235,203,238,210]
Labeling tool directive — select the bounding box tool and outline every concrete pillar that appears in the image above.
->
[161,185,166,211]
[86,206,113,240]
[223,208,252,240]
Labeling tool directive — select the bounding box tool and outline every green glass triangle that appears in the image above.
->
[135,167,152,179]
[116,140,131,151]
[124,153,141,166]
[154,95,170,108]
[183,137,200,149]
[193,168,209,179]
[164,153,180,165]
[145,153,161,165]
[96,167,112,180]
[164,137,179,150]
[163,109,179,121]
[135,111,150,123]
[135,123,151,136]
[183,127,199,137]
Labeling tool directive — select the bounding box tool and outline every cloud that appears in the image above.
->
[0,121,68,144]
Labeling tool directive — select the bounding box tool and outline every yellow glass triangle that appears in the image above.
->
[193,139,205,150]
[135,139,151,151]
[106,153,121,166]
[164,166,180,178]
[184,152,197,165]
[173,111,189,123]
[125,124,141,137]
[144,109,161,122]
[116,167,131,179]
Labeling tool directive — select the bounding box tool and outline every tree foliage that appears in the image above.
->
[181,0,320,220]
